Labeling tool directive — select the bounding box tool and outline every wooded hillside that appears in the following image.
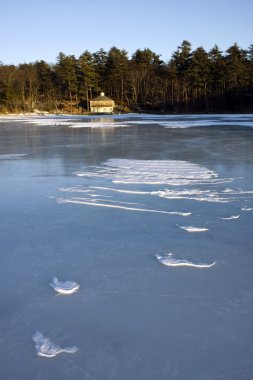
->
[1,41,253,113]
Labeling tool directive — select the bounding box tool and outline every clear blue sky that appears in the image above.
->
[1,0,253,65]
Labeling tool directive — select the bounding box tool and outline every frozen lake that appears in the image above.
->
[0,113,253,379]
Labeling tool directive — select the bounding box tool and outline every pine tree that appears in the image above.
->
[78,50,98,110]
[105,47,129,105]
[170,40,192,111]
[92,49,108,92]
[130,48,163,107]
[35,60,55,110]
[55,53,78,113]
[189,47,211,111]
[225,43,247,92]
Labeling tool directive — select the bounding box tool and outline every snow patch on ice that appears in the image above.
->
[54,158,253,216]
[50,277,80,295]
[177,225,209,232]
[219,215,240,220]
[1,113,253,128]
[156,253,216,268]
[0,115,128,128]
[125,118,253,128]
[152,188,230,203]
[76,159,219,186]
[32,331,78,357]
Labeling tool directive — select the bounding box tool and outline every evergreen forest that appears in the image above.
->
[0,41,253,114]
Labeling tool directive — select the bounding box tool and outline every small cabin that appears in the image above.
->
[89,92,115,114]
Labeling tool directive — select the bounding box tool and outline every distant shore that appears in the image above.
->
[1,110,253,117]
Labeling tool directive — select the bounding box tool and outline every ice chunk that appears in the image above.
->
[50,277,79,295]
[177,225,209,232]
[156,253,216,268]
[32,331,78,358]
[219,215,240,220]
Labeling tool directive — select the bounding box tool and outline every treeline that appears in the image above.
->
[1,40,253,113]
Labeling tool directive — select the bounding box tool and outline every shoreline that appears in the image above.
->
[1,111,253,117]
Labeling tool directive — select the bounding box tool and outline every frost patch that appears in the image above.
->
[32,331,78,358]
[156,253,216,268]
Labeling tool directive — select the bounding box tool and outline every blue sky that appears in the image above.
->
[1,0,253,65]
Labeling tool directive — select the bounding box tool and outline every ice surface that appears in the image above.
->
[118,114,253,128]
[1,114,253,380]
[1,113,253,129]
[32,331,78,357]
[68,122,128,128]
[0,115,128,128]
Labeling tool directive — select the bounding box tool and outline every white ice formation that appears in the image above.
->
[1,113,253,128]
[156,253,216,268]
[32,331,78,357]
[219,215,240,220]
[177,225,209,232]
[54,159,253,215]
[50,277,80,295]
[55,196,190,216]
[76,158,219,186]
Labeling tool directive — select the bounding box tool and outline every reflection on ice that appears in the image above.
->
[156,253,216,268]
[0,153,28,160]
[32,331,78,357]
[68,121,128,128]
[1,113,253,129]
[50,277,80,295]
[0,115,128,128]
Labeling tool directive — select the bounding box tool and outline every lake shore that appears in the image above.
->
[1,110,253,117]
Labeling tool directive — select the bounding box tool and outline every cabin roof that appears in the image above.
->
[90,92,114,106]
[91,93,114,102]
